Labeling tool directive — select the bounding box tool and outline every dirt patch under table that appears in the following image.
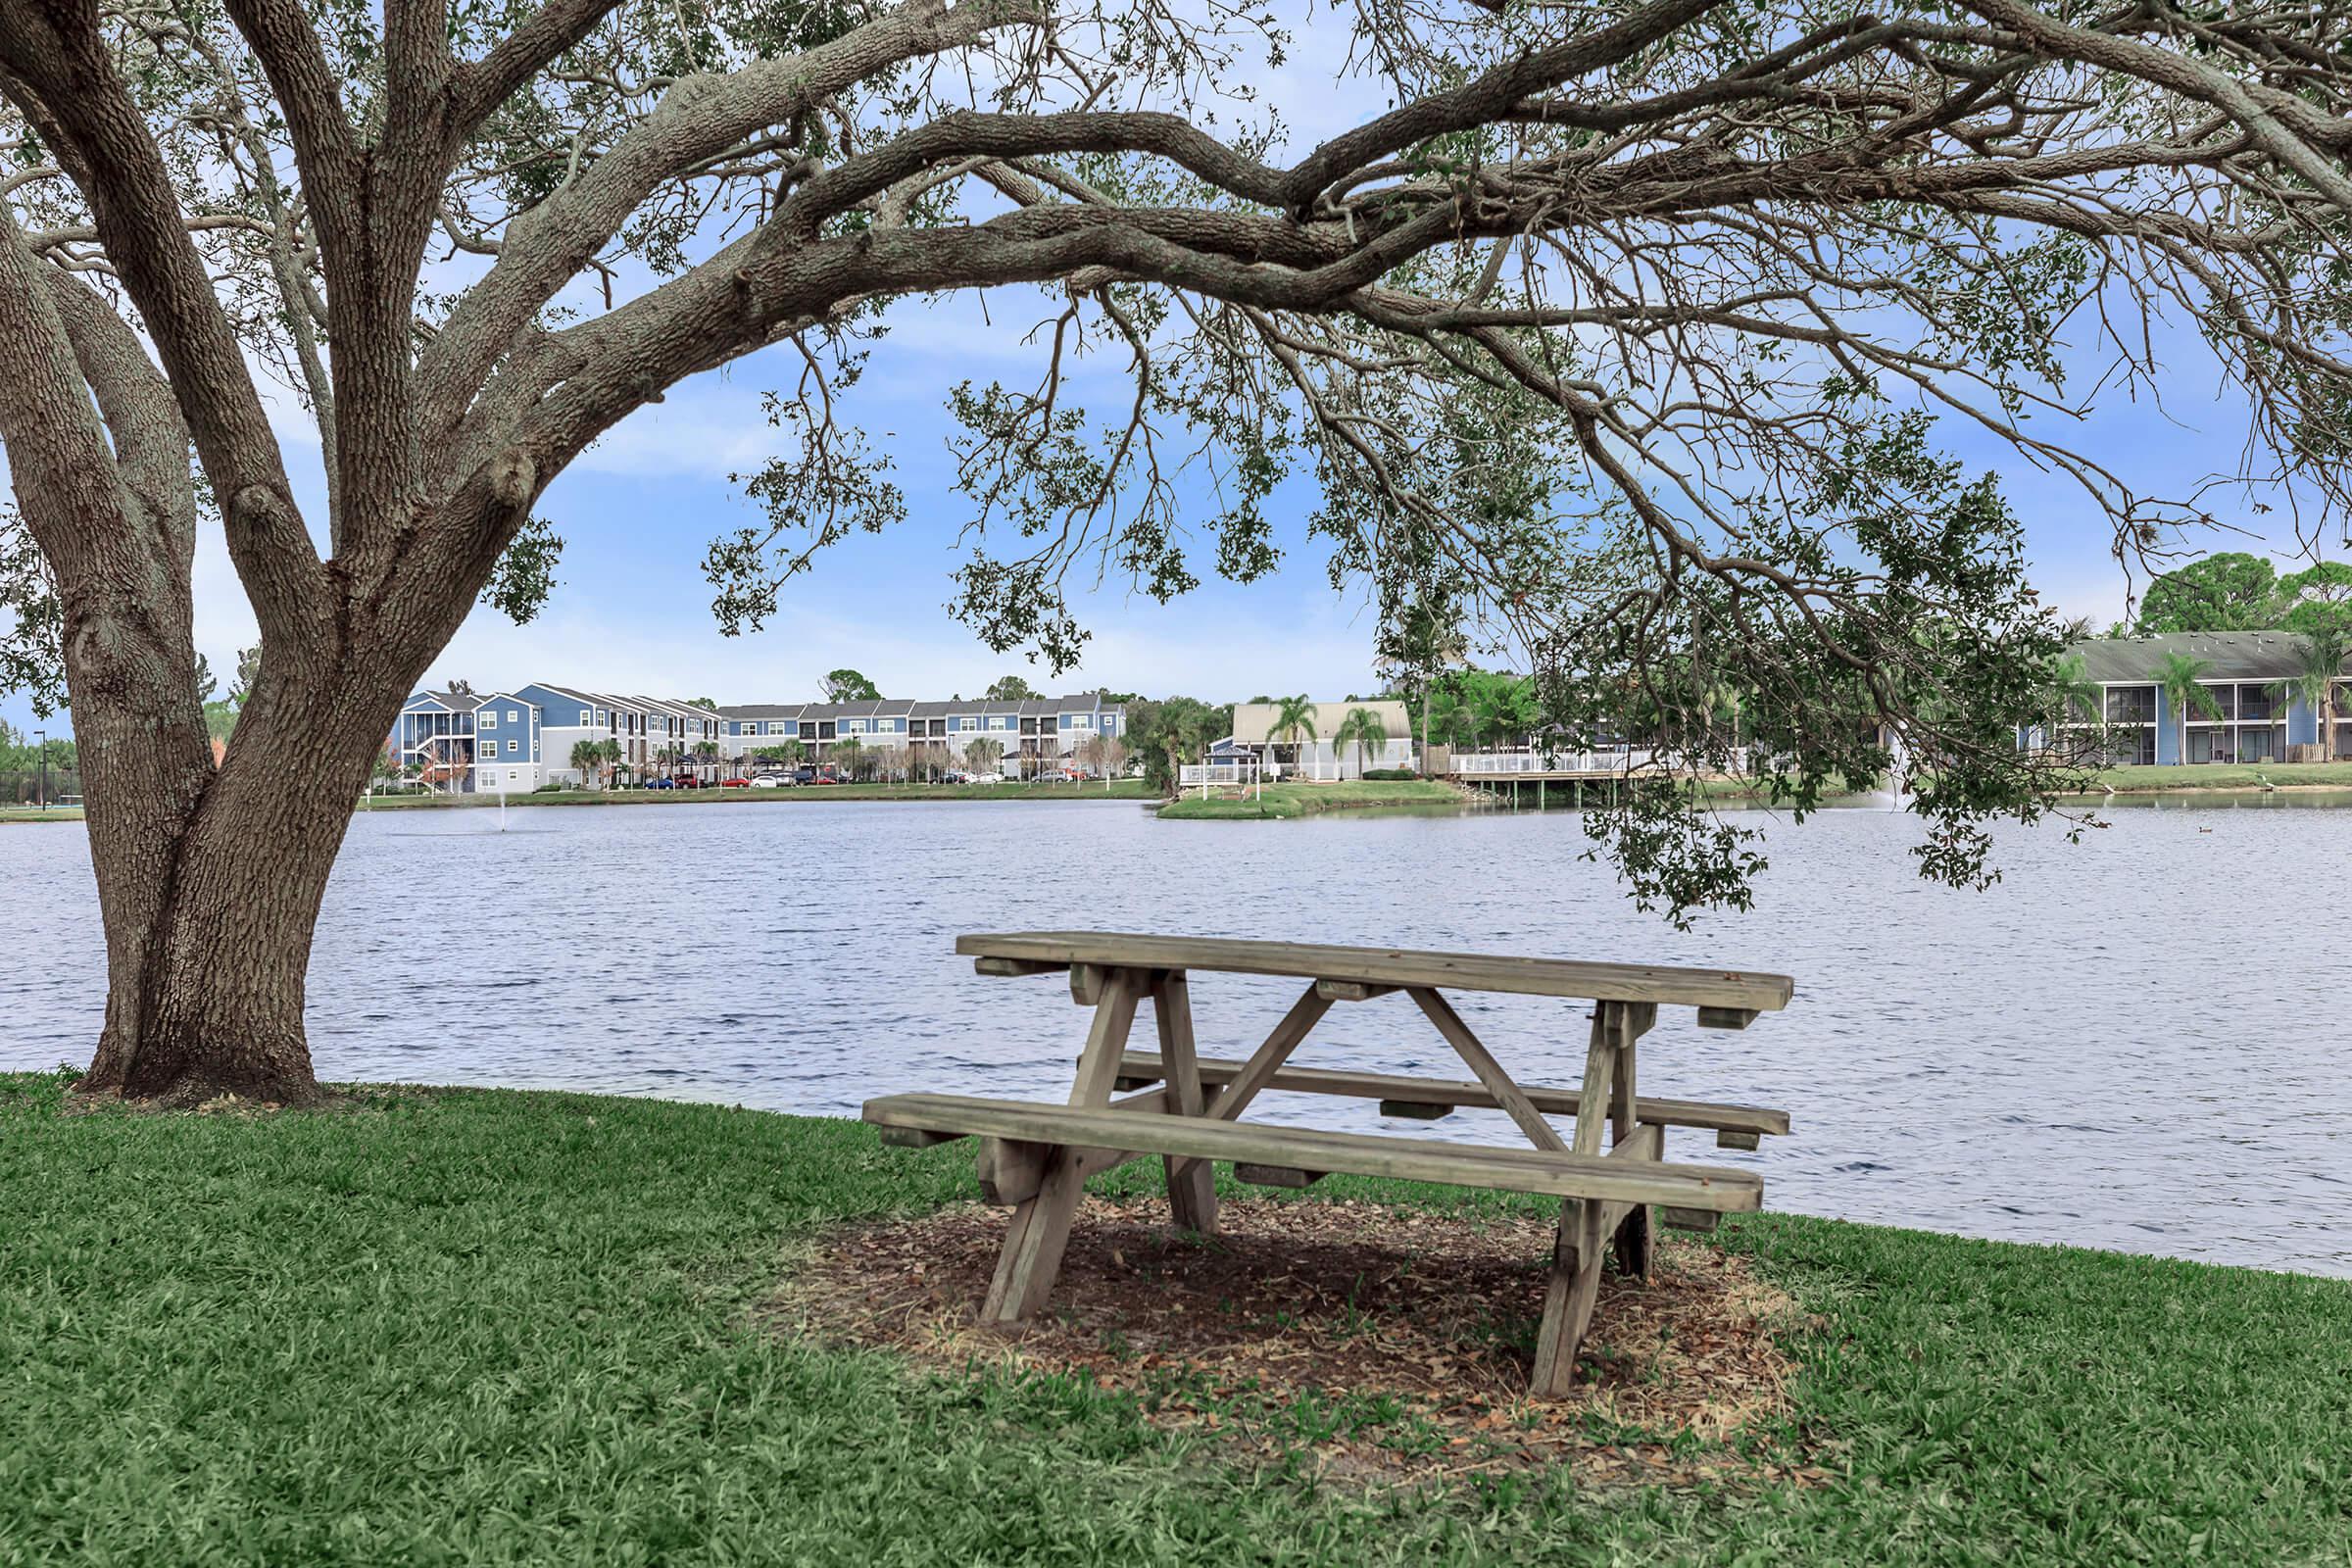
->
[772,1194,1824,1487]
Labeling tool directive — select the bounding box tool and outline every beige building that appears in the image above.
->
[1225,699,1415,780]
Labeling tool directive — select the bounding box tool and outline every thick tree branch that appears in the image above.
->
[416,0,1035,442]
[0,1,327,641]
[451,0,625,137]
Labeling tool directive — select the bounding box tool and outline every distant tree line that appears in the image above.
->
[2124,555,2352,639]
[0,720,77,804]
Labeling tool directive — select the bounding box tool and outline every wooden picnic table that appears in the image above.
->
[862,931,1794,1396]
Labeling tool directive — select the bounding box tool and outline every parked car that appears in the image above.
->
[750,773,793,789]
[965,771,1003,785]
[718,777,752,789]
[647,777,675,789]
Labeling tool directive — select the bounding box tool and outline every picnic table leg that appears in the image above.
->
[981,969,1143,1322]
[1611,1002,1658,1280]
[1529,1002,1623,1396]
[1152,970,1219,1234]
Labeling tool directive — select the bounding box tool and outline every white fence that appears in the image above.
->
[1178,762,1265,787]
[1449,747,1748,776]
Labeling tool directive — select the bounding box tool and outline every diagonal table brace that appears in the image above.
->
[981,967,1145,1321]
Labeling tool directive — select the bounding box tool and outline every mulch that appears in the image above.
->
[769,1195,1828,1488]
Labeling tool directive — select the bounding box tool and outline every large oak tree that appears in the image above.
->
[0,0,2347,1102]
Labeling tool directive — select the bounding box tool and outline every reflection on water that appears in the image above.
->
[2097,788,2352,809]
[3,796,2346,1278]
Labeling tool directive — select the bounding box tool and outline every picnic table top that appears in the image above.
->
[956,931,1794,1012]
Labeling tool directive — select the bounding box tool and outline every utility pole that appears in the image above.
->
[34,727,47,810]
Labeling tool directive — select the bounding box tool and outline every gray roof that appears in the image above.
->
[2075,631,2337,685]
[719,703,805,721]
[907,700,956,717]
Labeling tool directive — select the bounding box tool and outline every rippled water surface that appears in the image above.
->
[4,795,2346,1277]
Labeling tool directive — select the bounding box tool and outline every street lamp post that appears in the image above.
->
[34,727,47,811]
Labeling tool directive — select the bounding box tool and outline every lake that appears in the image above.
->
[4,794,2346,1278]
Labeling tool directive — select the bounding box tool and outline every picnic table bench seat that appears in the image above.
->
[862,1092,1765,1210]
[866,932,1795,1397]
[1106,1051,1788,1149]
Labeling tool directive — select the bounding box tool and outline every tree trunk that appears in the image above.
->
[74,656,417,1107]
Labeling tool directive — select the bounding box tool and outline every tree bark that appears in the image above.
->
[74,658,421,1105]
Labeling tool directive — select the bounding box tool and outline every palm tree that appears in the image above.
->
[597,738,621,786]
[2044,653,2104,760]
[2156,651,2224,764]
[835,734,864,780]
[1267,694,1318,778]
[964,736,1004,777]
[1330,707,1389,778]
[567,737,606,789]
[2270,627,2350,763]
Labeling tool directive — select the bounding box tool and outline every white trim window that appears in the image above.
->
[507,739,521,756]
[480,710,498,729]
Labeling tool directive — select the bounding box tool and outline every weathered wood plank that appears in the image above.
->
[1530,1200,1607,1397]
[1660,1206,1720,1234]
[1153,969,1218,1233]
[1696,1005,1759,1030]
[1234,1162,1325,1189]
[1115,1052,1791,1138]
[1314,979,1398,1003]
[975,1138,1046,1204]
[974,956,1069,979]
[1069,962,1106,1007]
[862,1094,1765,1211]
[1529,1004,1623,1396]
[956,932,1794,1012]
[1201,986,1335,1123]
[1408,987,1568,1152]
[1716,1130,1761,1152]
[980,971,1142,1321]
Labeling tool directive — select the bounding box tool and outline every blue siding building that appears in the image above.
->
[2036,631,2346,766]
[391,689,544,793]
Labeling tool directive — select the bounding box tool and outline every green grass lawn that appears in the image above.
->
[1,1070,2346,1565]
[1157,779,1467,819]
[0,805,82,823]
[2086,760,2352,793]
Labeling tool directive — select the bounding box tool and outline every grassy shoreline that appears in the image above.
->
[1156,778,1470,818]
[2077,760,2352,795]
[2,1070,2345,1565]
